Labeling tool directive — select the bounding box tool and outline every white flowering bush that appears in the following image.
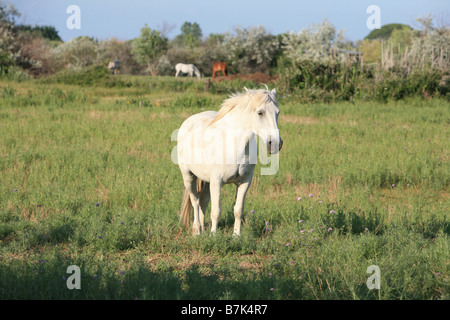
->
[282,19,347,64]
[51,36,101,71]
[402,16,449,72]
[221,25,279,74]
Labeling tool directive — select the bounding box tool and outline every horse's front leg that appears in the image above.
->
[209,180,222,234]
[233,179,252,237]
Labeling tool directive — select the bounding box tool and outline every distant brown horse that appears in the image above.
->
[212,62,227,79]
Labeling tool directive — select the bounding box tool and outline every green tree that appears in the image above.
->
[132,24,168,76]
[174,21,202,48]
[15,24,62,42]
[0,1,20,24]
[364,23,412,40]
[387,26,415,54]
[357,38,382,63]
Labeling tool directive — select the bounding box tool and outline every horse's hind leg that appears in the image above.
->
[183,173,202,235]
[209,180,222,234]
[199,182,210,233]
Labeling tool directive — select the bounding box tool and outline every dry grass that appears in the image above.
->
[281,115,321,125]
[145,251,268,275]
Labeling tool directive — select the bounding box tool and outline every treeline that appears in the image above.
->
[1,1,449,102]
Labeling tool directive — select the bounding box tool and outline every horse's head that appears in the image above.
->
[246,87,283,155]
[193,66,201,80]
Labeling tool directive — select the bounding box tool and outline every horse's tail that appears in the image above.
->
[180,178,205,230]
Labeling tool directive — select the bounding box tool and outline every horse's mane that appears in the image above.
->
[209,88,276,126]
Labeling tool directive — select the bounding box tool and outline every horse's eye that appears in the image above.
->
[257,111,264,116]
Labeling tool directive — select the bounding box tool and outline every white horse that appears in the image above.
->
[175,63,201,80]
[176,86,283,236]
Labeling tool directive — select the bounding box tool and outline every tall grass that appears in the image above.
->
[0,78,448,300]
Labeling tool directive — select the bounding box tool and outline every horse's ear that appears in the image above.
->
[271,88,277,97]
[244,86,249,93]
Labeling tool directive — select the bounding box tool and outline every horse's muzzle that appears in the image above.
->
[268,137,283,154]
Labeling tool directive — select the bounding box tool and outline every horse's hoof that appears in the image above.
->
[192,227,201,236]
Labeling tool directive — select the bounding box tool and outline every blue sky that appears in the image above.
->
[10,0,449,42]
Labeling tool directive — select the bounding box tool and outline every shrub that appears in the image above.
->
[373,69,445,102]
[51,36,101,71]
[45,65,111,86]
[275,58,448,103]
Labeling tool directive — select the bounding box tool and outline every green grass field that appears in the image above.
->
[0,76,448,300]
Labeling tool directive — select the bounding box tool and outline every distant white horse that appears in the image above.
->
[177,86,283,236]
[107,60,120,74]
[175,63,201,80]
